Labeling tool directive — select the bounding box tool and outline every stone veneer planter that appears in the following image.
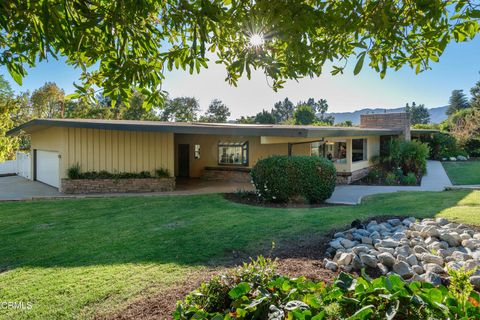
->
[60,178,175,194]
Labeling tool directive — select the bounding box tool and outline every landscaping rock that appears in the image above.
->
[378,252,396,268]
[340,238,356,249]
[420,253,444,265]
[393,261,414,279]
[424,272,442,286]
[324,259,338,272]
[457,155,468,161]
[471,276,480,290]
[440,233,462,247]
[326,217,480,285]
[359,253,378,268]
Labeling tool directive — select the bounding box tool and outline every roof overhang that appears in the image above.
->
[7,119,403,138]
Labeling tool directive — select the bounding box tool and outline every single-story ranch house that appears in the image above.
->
[7,113,435,192]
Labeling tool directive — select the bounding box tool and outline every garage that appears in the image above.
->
[35,150,60,188]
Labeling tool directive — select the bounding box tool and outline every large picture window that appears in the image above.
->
[352,138,368,162]
[311,141,347,164]
[218,141,248,165]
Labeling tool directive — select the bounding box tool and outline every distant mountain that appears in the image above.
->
[328,106,449,125]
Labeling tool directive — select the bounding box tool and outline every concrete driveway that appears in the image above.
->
[0,175,61,200]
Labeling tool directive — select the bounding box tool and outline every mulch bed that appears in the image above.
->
[223,192,346,208]
[100,215,412,320]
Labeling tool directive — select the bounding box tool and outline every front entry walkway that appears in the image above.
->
[326,160,453,205]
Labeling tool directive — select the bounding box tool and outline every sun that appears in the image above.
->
[248,33,265,47]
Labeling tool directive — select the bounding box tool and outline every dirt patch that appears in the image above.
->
[96,268,223,320]
[223,192,347,208]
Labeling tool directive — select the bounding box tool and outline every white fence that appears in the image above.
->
[0,152,31,179]
[0,160,16,175]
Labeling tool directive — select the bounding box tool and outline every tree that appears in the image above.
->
[0,75,18,161]
[447,90,470,116]
[294,104,316,125]
[2,1,478,107]
[303,98,334,125]
[199,99,231,123]
[405,102,430,125]
[161,97,200,122]
[254,110,276,124]
[335,120,353,127]
[236,116,255,124]
[470,79,480,110]
[272,98,294,123]
[30,82,65,118]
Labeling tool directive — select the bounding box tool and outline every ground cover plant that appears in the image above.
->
[0,190,479,319]
[175,257,480,319]
[442,161,480,185]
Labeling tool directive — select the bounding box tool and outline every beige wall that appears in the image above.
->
[174,134,380,177]
[174,134,310,177]
[30,127,174,181]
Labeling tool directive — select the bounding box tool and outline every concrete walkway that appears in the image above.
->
[0,175,62,200]
[326,160,453,205]
[0,161,457,204]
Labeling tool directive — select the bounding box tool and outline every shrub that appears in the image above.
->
[428,133,464,159]
[365,167,382,184]
[155,167,170,178]
[385,172,397,185]
[67,163,81,179]
[465,138,480,157]
[174,257,480,319]
[383,139,429,176]
[65,167,159,179]
[250,156,336,203]
[401,172,418,185]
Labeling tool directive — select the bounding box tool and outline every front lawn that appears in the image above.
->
[442,160,480,185]
[0,190,479,319]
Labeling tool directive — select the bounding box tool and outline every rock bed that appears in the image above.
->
[324,217,480,288]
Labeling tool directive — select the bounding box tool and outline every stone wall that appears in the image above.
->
[360,113,411,141]
[202,167,251,183]
[336,167,371,185]
[61,178,175,194]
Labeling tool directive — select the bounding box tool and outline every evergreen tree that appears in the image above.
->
[271,98,294,123]
[447,90,470,115]
[294,104,316,125]
[405,102,430,125]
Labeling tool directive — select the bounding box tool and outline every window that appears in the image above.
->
[194,144,200,159]
[311,141,347,164]
[218,141,248,165]
[352,138,367,162]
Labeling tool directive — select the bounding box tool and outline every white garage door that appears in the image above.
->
[36,150,60,188]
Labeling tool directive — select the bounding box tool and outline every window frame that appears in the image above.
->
[217,141,249,166]
[352,138,368,162]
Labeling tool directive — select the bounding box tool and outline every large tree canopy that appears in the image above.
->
[1,1,479,107]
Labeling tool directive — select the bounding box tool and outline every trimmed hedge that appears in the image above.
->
[250,156,336,203]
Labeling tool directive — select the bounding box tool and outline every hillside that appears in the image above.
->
[328,106,448,124]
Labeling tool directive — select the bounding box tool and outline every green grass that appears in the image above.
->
[0,190,479,319]
[442,161,480,185]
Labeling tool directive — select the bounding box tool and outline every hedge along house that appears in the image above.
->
[7,113,435,192]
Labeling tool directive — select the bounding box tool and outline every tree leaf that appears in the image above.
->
[354,52,366,75]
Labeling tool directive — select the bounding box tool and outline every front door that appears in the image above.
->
[178,144,190,178]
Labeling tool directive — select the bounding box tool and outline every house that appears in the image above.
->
[7,113,435,192]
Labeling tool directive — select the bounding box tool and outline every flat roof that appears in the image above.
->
[7,118,432,138]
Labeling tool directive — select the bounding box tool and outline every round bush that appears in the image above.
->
[250,156,336,203]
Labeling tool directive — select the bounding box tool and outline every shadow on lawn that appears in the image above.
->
[0,190,477,270]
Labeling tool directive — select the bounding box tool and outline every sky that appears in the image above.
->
[1,36,479,119]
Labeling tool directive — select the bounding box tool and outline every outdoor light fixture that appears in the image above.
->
[249,33,265,47]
